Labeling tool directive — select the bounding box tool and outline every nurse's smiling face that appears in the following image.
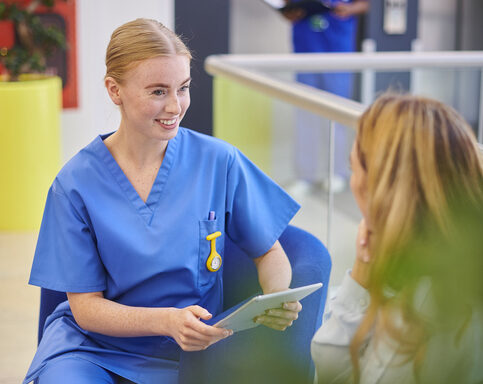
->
[108,54,191,143]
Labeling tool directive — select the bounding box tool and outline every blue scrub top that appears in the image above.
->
[292,0,357,54]
[25,128,300,383]
[292,0,357,97]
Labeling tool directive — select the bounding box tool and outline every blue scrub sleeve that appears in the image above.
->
[29,181,107,292]
[225,148,300,257]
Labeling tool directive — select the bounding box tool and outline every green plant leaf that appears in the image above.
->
[0,0,66,79]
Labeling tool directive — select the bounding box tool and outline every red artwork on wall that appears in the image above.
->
[0,0,78,109]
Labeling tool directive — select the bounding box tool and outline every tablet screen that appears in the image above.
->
[214,282,323,332]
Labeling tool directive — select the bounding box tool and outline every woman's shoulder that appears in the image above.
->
[179,127,234,149]
[53,135,106,195]
[178,127,237,161]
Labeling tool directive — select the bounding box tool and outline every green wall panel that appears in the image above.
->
[213,77,272,174]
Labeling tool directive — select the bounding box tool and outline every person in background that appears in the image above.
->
[311,93,483,383]
[24,18,302,384]
[282,0,369,196]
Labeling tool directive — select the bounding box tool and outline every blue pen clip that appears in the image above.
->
[208,211,216,221]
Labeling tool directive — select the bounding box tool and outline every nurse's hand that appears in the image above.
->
[167,305,233,351]
[281,8,306,22]
[253,301,302,331]
[332,1,370,18]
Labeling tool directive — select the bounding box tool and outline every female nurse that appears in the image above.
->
[24,18,302,384]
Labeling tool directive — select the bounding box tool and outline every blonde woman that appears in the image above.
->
[24,19,301,384]
[311,93,483,384]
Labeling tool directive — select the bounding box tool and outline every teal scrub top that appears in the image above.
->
[24,128,300,383]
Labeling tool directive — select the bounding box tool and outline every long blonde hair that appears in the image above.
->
[105,18,192,84]
[350,93,483,381]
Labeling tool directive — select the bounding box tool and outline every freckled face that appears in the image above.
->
[350,142,368,219]
[117,55,191,142]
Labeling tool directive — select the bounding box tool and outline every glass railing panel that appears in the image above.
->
[213,76,361,281]
[272,99,361,282]
[357,67,482,139]
[209,54,483,282]
[264,66,483,142]
[410,67,482,139]
[213,76,330,242]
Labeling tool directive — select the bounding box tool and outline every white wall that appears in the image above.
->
[416,0,480,130]
[418,0,457,50]
[61,0,174,163]
[230,0,291,54]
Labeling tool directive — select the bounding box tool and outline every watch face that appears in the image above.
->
[211,257,221,271]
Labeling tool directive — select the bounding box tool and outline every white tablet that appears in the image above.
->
[214,282,323,333]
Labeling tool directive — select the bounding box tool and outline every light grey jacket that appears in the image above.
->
[311,271,483,384]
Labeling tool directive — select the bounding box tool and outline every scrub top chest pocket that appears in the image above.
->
[198,218,224,288]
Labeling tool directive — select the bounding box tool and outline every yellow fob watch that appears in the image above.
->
[206,231,222,272]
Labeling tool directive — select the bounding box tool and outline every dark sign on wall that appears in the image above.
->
[175,0,230,136]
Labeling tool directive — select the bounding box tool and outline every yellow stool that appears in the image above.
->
[0,76,62,230]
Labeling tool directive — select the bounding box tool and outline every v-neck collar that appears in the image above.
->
[94,131,180,225]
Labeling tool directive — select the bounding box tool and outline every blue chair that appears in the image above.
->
[37,225,331,384]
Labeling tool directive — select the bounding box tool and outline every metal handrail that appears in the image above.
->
[205,51,483,150]
[205,57,364,128]
[207,51,483,71]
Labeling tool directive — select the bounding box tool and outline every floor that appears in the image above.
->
[0,188,359,384]
[0,232,39,384]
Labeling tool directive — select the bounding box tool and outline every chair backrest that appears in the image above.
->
[223,224,331,310]
[180,224,332,384]
[38,288,67,343]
